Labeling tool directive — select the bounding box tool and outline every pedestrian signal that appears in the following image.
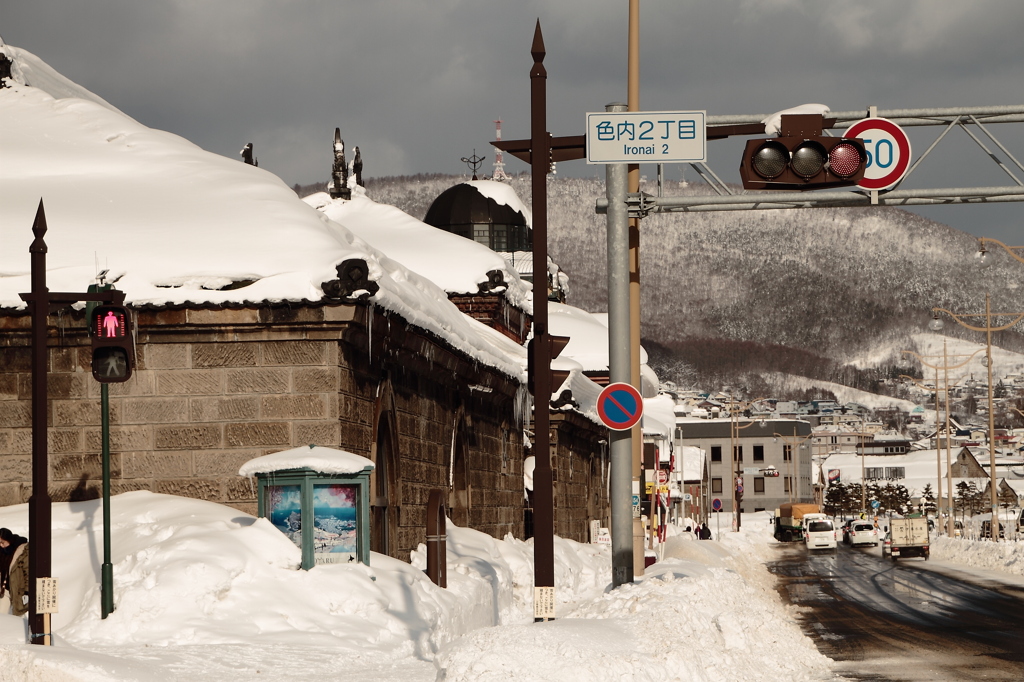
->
[89,305,135,382]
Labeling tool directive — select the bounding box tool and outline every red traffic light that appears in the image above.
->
[89,305,135,383]
[739,114,866,191]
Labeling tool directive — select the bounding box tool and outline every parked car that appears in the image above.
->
[840,519,855,544]
[981,519,1005,539]
[804,515,838,552]
[848,521,878,547]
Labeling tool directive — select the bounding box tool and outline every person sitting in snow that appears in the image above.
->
[0,528,28,615]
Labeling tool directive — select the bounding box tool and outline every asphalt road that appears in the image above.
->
[766,541,1024,681]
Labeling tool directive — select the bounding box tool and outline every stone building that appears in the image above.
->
[0,297,527,560]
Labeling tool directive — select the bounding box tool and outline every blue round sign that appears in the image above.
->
[596,382,644,431]
[712,498,723,511]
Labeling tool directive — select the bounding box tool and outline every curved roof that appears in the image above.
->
[424,182,529,228]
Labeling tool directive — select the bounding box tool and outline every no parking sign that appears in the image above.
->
[596,382,644,431]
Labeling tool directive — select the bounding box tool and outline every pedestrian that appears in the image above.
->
[699,522,712,540]
[0,528,28,616]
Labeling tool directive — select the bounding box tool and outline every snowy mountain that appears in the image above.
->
[365,173,1024,398]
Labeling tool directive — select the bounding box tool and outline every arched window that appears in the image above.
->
[370,412,399,556]
[449,418,471,527]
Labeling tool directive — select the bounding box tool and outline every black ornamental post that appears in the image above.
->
[529,20,556,621]
[26,201,52,644]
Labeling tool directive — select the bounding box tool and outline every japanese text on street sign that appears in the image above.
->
[586,111,707,164]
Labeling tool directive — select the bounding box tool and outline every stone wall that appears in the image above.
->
[0,301,525,560]
[549,411,609,543]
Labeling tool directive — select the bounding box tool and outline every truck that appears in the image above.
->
[773,502,821,542]
[886,516,929,561]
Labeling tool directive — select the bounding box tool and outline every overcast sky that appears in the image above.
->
[5,1,1024,243]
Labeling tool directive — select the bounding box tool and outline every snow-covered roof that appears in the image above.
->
[239,445,374,477]
[305,191,531,310]
[547,302,651,375]
[464,180,533,227]
[819,449,988,497]
[0,45,522,379]
[643,394,677,440]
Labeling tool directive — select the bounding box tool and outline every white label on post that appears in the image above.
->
[36,577,58,614]
[534,586,556,619]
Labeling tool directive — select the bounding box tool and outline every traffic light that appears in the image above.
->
[739,114,866,191]
[90,305,135,383]
[526,334,571,396]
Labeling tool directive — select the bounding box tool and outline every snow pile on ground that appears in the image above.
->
[932,535,1024,575]
[0,497,833,681]
[437,519,832,681]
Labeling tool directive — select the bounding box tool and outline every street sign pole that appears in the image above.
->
[605,103,634,588]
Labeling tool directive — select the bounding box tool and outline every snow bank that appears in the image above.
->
[0,497,833,681]
[435,515,834,681]
[932,535,1024,575]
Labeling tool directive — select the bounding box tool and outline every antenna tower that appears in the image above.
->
[492,119,510,181]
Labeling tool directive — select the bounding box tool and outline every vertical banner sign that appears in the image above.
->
[534,586,556,619]
[35,578,58,614]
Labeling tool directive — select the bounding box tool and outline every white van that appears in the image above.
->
[803,514,838,552]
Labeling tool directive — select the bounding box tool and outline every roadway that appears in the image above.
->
[766,540,1024,680]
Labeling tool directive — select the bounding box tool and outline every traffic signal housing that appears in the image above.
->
[90,304,135,383]
[739,114,866,191]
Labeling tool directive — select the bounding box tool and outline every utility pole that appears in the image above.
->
[626,0,645,580]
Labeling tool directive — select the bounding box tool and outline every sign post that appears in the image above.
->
[712,498,723,541]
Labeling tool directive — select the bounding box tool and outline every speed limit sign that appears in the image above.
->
[843,117,912,191]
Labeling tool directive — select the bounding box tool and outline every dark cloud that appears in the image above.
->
[4,1,1024,241]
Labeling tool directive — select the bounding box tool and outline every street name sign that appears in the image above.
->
[843,117,912,191]
[586,110,707,164]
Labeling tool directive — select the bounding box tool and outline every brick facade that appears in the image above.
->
[0,301,525,560]
[528,411,610,544]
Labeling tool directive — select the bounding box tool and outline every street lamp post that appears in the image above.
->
[932,296,1024,541]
